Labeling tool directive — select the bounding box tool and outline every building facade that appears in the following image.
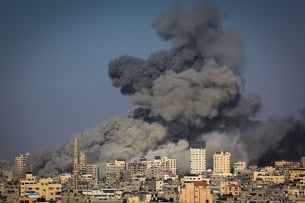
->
[213,151,231,175]
[106,160,126,182]
[19,173,61,202]
[179,181,213,203]
[233,160,247,175]
[15,153,29,177]
[190,142,207,175]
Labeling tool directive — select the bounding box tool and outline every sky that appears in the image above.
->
[0,0,305,160]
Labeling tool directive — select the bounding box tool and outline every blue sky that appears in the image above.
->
[1,0,305,160]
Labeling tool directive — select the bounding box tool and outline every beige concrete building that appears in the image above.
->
[141,156,177,180]
[15,153,29,177]
[127,157,177,180]
[77,151,99,183]
[233,160,247,175]
[79,164,99,185]
[274,160,300,168]
[59,173,72,184]
[190,142,207,175]
[181,175,210,185]
[289,169,305,181]
[258,175,285,184]
[106,160,126,178]
[220,181,240,197]
[127,162,147,179]
[179,181,213,203]
[213,151,231,176]
[253,169,285,184]
[19,173,61,202]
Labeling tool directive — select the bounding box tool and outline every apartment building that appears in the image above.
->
[19,173,61,202]
[213,151,231,176]
[190,142,207,175]
[233,160,247,175]
[179,181,213,203]
[15,153,29,177]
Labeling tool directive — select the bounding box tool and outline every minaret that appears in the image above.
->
[73,136,79,193]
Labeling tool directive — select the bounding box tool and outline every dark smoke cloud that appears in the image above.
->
[108,2,244,95]
[254,117,305,166]
[152,2,244,70]
[131,59,244,127]
[108,1,260,133]
[28,1,294,177]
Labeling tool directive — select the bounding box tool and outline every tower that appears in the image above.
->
[190,141,207,175]
[14,153,29,177]
[73,136,79,193]
[213,151,231,175]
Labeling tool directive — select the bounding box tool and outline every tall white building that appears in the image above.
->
[15,153,29,177]
[190,142,207,175]
[213,151,231,175]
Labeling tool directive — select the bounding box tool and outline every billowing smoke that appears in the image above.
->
[109,1,260,131]
[132,140,190,175]
[256,117,305,166]
[29,116,166,176]
[108,1,260,142]
[28,1,298,177]
[108,2,245,96]
[200,131,249,167]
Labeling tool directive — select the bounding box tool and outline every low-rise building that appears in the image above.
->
[179,181,213,203]
[19,173,61,202]
[220,181,240,197]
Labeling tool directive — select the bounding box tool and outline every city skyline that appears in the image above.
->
[1,0,305,160]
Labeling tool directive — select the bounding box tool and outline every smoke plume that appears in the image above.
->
[29,116,166,176]
[27,1,298,177]
[256,117,305,166]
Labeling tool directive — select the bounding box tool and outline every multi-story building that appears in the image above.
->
[142,156,177,180]
[233,160,247,175]
[256,174,285,184]
[59,173,71,184]
[19,173,61,202]
[163,157,177,176]
[181,175,210,185]
[79,164,99,184]
[179,181,213,203]
[274,160,300,169]
[76,151,99,184]
[219,181,240,197]
[190,142,207,175]
[127,162,147,179]
[106,160,126,182]
[126,157,177,181]
[14,153,29,177]
[288,168,305,181]
[213,151,231,176]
